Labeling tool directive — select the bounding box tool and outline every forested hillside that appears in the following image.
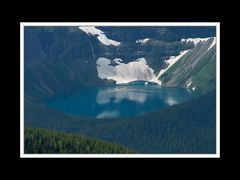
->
[25,128,134,154]
[25,91,216,153]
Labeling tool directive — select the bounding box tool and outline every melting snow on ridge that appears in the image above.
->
[96,57,161,85]
[181,37,210,46]
[207,37,216,51]
[157,50,190,79]
[79,27,121,46]
[136,38,150,44]
[181,37,216,50]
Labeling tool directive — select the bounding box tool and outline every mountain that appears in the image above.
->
[159,37,216,93]
[25,128,135,154]
[24,26,216,101]
[24,27,104,101]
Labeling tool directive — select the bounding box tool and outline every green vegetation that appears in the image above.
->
[192,52,216,94]
[25,91,216,153]
[160,39,216,94]
[25,128,135,154]
[160,52,191,82]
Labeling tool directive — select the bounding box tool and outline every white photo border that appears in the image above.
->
[20,22,220,158]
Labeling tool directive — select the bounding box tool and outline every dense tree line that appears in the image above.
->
[25,128,135,154]
[25,91,216,153]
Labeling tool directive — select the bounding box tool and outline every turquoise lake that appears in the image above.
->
[46,83,199,118]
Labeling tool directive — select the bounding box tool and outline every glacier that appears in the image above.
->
[79,26,121,46]
[96,57,161,85]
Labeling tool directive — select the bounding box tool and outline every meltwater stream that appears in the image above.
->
[46,83,198,118]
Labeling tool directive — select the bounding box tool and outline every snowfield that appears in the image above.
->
[79,26,121,46]
[96,57,161,85]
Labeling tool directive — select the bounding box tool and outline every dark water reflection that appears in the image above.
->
[46,84,198,118]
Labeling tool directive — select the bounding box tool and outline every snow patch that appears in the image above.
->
[113,58,123,65]
[157,50,190,79]
[186,81,192,88]
[96,57,161,85]
[181,37,210,46]
[78,26,103,35]
[97,35,121,46]
[136,38,150,44]
[79,26,120,46]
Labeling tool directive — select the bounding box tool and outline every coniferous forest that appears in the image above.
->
[25,91,216,153]
[25,128,134,154]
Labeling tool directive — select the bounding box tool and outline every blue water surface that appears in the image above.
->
[46,83,198,118]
